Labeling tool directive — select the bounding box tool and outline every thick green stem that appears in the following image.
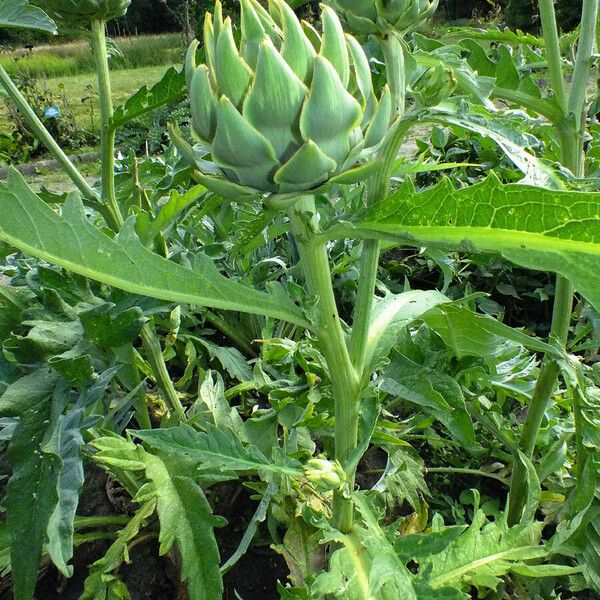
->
[88,20,185,423]
[349,115,416,381]
[288,196,359,533]
[90,19,121,230]
[568,0,599,130]
[0,65,98,203]
[507,0,591,526]
[507,277,572,523]
[538,0,568,112]
[349,239,380,377]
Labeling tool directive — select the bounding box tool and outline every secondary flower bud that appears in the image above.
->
[39,0,131,26]
[410,62,457,107]
[304,458,347,491]
[179,0,392,199]
[325,0,439,36]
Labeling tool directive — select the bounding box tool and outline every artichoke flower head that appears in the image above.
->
[325,0,438,35]
[38,0,131,26]
[180,0,392,199]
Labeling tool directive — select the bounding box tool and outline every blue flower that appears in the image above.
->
[43,106,61,119]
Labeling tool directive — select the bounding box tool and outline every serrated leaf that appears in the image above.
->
[381,354,476,448]
[196,370,245,433]
[0,0,56,32]
[143,454,224,600]
[110,67,186,129]
[428,106,561,187]
[0,170,307,328]
[371,448,427,511]
[326,174,600,314]
[198,340,252,382]
[132,423,302,477]
[419,510,548,593]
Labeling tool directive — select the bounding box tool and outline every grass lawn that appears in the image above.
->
[0,64,176,133]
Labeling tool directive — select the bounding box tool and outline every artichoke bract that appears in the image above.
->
[182,0,392,198]
[39,0,130,26]
[325,0,438,35]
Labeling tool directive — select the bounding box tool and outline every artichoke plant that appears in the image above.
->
[180,0,392,198]
[38,0,130,26]
[325,0,438,35]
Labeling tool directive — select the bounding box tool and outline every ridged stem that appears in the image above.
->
[537,0,568,112]
[89,19,185,423]
[0,65,98,203]
[507,0,590,524]
[288,196,360,533]
[568,0,599,130]
[90,19,121,230]
[349,117,415,382]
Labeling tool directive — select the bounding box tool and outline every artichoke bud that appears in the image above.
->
[304,458,346,492]
[181,0,392,199]
[38,0,130,26]
[409,62,456,108]
[325,0,439,36]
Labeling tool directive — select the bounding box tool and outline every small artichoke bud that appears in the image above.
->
[179,0,392,199]
[304,457,346,492]
[38,0,131,26]
[325,0,439,36]
[409,62,456,108]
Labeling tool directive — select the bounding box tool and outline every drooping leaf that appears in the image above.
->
[423,303,558,358]
[81,500,156,600]
[0,0,56,32]
[428,105,562,188]
[110,67,187,129]
[1,370,61,600]
[272,516,324,587]
[221,479,278,574]
[326,174,600,314]
[45,370,119,578]
[0,171,308,328]
[44,408,87,577]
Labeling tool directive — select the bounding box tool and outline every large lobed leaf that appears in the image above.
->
[0,170,308,328]
[0,0,55,32]
[326,174,600,314]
